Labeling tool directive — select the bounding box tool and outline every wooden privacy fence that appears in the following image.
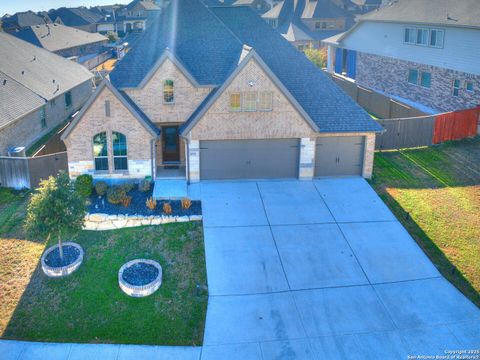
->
[0,152,68,190]
[376,107,479,150]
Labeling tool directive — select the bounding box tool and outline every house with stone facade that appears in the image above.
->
[0,33,93,156]
[61,0,382,184]
[323,0,480,113]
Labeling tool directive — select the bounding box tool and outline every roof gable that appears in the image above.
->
[61,80,159,141]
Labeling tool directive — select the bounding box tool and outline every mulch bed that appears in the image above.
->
[122,262,160,286]
[44,245,80,268]
[88,188,202,217]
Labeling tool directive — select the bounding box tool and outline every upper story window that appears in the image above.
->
[65,91,72,108]
[453,79,461,96]
[112,132,128,171]
[40,106,47,129]
[163,80,174,104]
[466,81,474,93]
[408,69,418,84]
[243,92,257,112]
[230,93,241,111]
[93,132,108,171]
[404,27,444,48]
[258,92,273,111]
[266,19,278,29]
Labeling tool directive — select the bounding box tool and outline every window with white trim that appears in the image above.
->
[420,71,431,88]
[429,29,444,48]
[112,131,128,171]
[453,79,461,96]
[93,132,108,171]
[243,92,257,111]
[416,29,428,45]
[258,91,273,111]
[408,69,418,85]
[465,81,474,93]
[404,27,444,48]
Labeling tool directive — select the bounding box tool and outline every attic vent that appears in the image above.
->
[21,70,25,75]
[2,79,6,86]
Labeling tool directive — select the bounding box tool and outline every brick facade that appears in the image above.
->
[125,57,212,124]
[0,80,92,155]
[356,52,480,112]
[63,86,156,179]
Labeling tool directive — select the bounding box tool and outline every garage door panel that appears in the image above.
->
[315,136,364,177]
[200,139,299,180]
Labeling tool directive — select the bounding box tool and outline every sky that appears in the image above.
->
[1,0,131,16]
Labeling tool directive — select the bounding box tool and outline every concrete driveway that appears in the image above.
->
[199,178,480,359]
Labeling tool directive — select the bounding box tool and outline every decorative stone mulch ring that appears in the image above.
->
[41,242,84,278]
[118,259,163,297]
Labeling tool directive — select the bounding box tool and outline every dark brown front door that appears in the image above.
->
[162,126,180,163]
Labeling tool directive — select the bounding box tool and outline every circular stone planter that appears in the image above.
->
[41,242,84,278]
[118,259,162,297]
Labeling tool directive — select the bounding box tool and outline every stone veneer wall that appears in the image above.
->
[63,86,156,178]
[356,52,480,112]
[125,57,212,124]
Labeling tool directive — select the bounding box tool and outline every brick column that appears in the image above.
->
[188,140,200,182]
[362,134,375,179]
[299,137,315,180]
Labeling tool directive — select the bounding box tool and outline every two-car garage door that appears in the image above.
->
[200,139,299,180]
[198,136,365,180]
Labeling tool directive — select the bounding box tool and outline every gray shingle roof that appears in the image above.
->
[49,7,103,27]
[302,0,350,19]
[359,0,480,29]
[0,32,93,101]
[112,0,382,133]
[0,72,45,129]
[13,24,107,53]
[2,11,49,30]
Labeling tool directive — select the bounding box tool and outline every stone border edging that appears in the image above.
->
[83,213,202,231]
[118,259,163,297]
[41,242,84,278]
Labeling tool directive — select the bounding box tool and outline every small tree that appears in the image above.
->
[106,31,118,43]
[304,47,328,69]
[25,172,86,261]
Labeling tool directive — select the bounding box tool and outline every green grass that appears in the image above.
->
[0,190,208,345]
[370,137,480,307]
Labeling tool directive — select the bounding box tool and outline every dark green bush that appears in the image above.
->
[95,181,108,196]
[75,174,93,197]
[138,179,151,192]
[107,186,126,205]
[121,182,135,193]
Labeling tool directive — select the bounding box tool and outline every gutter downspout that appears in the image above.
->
[150,137,156,179]
[180,134,190,185]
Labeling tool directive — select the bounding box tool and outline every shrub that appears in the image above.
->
[138,179,151,192]
[122,196,132,208]
[163,202,172,215]
[181,197,192,210]
[95,181,108,196]
[121,182,134,193]
[75,174,93,197]
[304,47,327,68]
[146,196,157,210]
[25,171,86,261]
[107,186,126,205]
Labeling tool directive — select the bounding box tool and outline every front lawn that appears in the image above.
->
[370,137,480,307]
[0,188,208,345]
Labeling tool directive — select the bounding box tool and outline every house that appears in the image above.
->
[350,0,383,13]
[1,11,51,33]
[262,0,355,50]
[323,0,480,113]
[96,14,148,34]
[61,0,382,183]
[121,0,161,18]
[48,7,103,33]
[231,0,272,13]
[0,33,93,155]
[13,24,108,59]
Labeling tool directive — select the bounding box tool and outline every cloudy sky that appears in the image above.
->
[1,0,131,16]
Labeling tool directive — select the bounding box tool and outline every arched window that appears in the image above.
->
[112,132,128,170]
[93,132,108,171]
[163,80,174,103]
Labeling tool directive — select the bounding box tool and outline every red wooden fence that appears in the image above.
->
[433,106,479,144]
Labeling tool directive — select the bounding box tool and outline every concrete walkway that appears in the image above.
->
[1,178,479,359]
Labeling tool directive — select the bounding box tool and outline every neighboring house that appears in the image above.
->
[350,0,383,13]
[121,0,161,17]
[323,0,480,113]
[1,11,51,33]
[61,0,382,183]
[96,14,148,34]
[262,0,355,49]
[232,0,272,13]
[13,24,108,59]
[0,33,93,155]
[49,7,103,33]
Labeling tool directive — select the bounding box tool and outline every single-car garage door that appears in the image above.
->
[200,139,299,180]
[315,136,365,177]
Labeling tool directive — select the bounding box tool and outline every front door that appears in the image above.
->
[162,126,180,163]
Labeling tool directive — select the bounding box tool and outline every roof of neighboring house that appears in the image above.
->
[358,0,480,29]
[49,7,103,27]
[2,11,50,30]
[302,0,350,19]
[13,24,107,53]
[111,1,381,133]
[0,72,45,129]
[351,0,382,6]
[126,0,161,11]
[0,33,93,128]
[284,22,313,41]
